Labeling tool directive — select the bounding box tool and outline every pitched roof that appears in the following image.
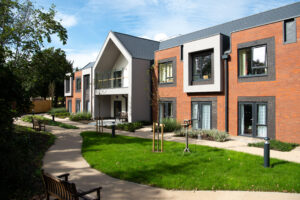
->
[159,2,300,50]
[112,32,159,60]
[81,62,95,70]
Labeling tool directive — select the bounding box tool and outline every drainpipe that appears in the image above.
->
[222,53,230,132]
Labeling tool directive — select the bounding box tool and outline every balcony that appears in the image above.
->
[95,71,128,89]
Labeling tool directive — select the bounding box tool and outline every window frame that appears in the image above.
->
[191,50,213,82]
[158,57,176,87]
[237,37,275,82]
[113,70,122,88]
[159,101,173,121]
[283,18,297,44]
[75,99,81,113]
[238,101,269,138]
[191,101,212,130]
[158,62,173,84]
[238,44,267,78]
[67,99,72,113]
[75,77,81,92]
[65,78,70,93]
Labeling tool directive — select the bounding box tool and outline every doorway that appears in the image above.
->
[114,101,122,118]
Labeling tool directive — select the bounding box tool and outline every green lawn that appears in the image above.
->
[81,131,300,192]
[248,140,299,152]
[22,115,78,129]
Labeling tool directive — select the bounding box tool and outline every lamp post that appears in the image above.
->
[111,121,116,137]
[183,119,191,153]
[264,137,270,167]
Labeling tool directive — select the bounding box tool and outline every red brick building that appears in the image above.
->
[153,3,300,143]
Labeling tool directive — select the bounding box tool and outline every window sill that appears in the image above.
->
[283,40,297,45]
[238,74,268,78]
[158,82,176,87]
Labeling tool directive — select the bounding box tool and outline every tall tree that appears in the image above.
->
[30,47,73,104]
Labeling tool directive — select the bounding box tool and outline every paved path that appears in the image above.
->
[15,116,300,200]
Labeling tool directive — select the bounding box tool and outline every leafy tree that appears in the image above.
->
[30,47,73,105]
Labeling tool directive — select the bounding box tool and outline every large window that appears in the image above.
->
[84,75,90,90]
[76,99,81,113]
[159,62,173,84]
[67,100,72,113]
[65,78,70,93]
[159,101,173,121]
[113,71,122,88]
[239,45,267,77]
[191,102,211,130]
[76,77,81,92]
[284,19,296,43]
[192,50,213,82]
[239,102,267,138]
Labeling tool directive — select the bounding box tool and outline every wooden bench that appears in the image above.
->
[119,112,128,122]
[32,118,46,131]
[42,171,102,200]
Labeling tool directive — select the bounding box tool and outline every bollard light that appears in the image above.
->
[112,121,116,137]
[52,114,55,121]
[264,137,270,168]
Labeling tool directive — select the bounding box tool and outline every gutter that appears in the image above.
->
[222,51,230,132]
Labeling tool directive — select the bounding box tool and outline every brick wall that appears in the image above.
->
[229,17,300,143]
[65,70,82,113]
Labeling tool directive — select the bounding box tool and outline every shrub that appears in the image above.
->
[174,128,229,142]
[69,112,92,121]
[161,118,181,132]
[248,140,299,152]
[115,122,143,132]
[48,107,67,114]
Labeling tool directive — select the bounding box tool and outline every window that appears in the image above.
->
[284,19,296,43]
[239,45,267,77]
[67,100,72,113]
[76,100,81,113]
[84,75,90,90]
[239,102,267,138]
[113,71,122,88]
[191,102,211,130]
[192,50,213,82]
[76,78,81,92]
[159,101,173,121]
[159,62,173,84]
[65,78,70,93]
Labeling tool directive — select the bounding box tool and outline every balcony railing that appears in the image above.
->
[95,71,128,89]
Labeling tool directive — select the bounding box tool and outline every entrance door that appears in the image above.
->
[191,102,212,130]
[239,102,268,137]
[114,101,122,118]
[68,100,72,113]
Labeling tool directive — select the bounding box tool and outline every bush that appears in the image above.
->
[174,128,229,142]
[48,107,70,118]
[115,122,143,132]
[248,140,299,152]
[161,118,181,132]
[69,112,92,121]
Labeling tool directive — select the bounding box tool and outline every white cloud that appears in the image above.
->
[56,12,77,28]
[66,49,98,69]
[154,33,169,41]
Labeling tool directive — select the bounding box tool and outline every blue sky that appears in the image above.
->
[36,0,299,69]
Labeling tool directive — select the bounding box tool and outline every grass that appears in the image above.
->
[248,140,299,152]
[22,115,78,129]
[69,112,92,121]
[81,131,300,192]
[1,125,55,199]
[48,107,70,119]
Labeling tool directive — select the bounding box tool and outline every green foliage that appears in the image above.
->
[48,108,70,118]
[161,118,181,132]
[0,125,55,199]
[69,112,92,121]
[116,122,143,132]
[248,140,299,152]
[29,48,72,100]
[21,115,78,129]
[81,131,300,192]
[174,128,229,142]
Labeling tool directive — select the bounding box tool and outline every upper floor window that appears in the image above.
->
[76,77,81,92]
[192,50,213,82]
[113,71,122,88]
[238,45,267,77]
[159,62,173,84]
[65,78,70,93]
[284,19,296,43]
